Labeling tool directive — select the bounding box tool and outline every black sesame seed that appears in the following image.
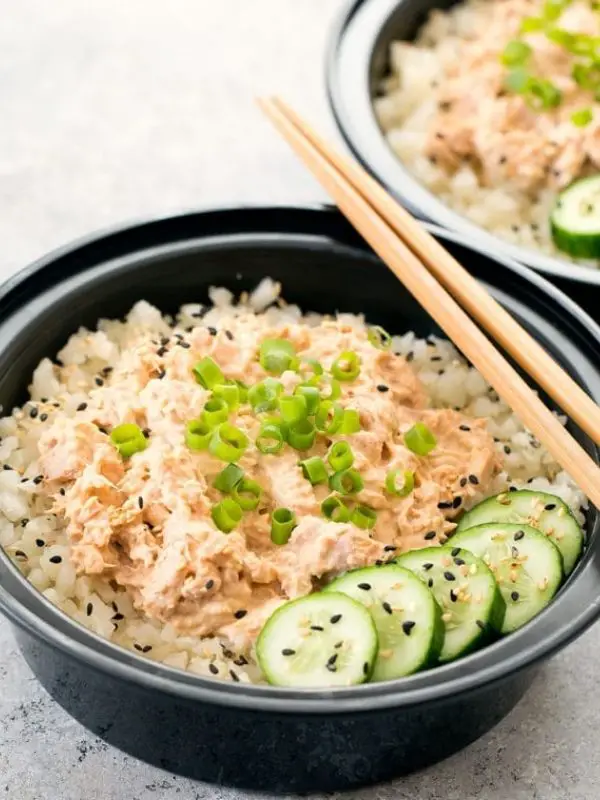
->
[234,609,247,620]
[358,583,371,590]
[460,477,468,487]
[157,369,166,380]
[334,642,343,649]
[208,327,217,336]
[468,474,479,485]
[430,355,442,362]
[402,621,416,635]
[2,464,12,471]
[423,563,434,571]
[234,656,249,666]
[209,663,219,674]
[424,531,436,540]
[327,654,338,667]
[509,486,517,492]
[382,601,393,615]
[20,518,28,527]
[40,397,48,403]
[511,591,520,602]
[174,333,184,341]
[377,384,389,393]
[134,643,143,652]
[374,559,384,566]
[33,475,43,485]
[59,488,66,496]
[77,402,88,412]
[95,377,104,387]
[310,625,324,631]
[111,602,119,612]
[142,428,151,438]
[282,648,295,656]
[504,445,511,455]
[157,347,168,357]
[230,670,240,682]
[330,614,342,624]
[49,555,62,564]
[499,155,507,165]
[452,496,462,508]
[160,336,170,346]
[86,602,93,616]
[443,571,456,582]
[138,496,144,510]
[511,546,519,559]
[98,427,108,435]
[451,547,460,557]
[192,308,208,318]
[454,557,465,566]
[39,412,48,422]
[437,501,452,509]
[406,351,414,362]
[513,530,525,541]
[35,539,44,547]
[142,645,152,653]
[178,341,191,349]
[112,613,124,621]
[225,330,234,341]
[29,408,39,419]
[544,503,556,511]
[383,545,397,552]
[205,579,215,590]
[476,620,486,631]
[363,662,370,676]
[14,550,27,560]
[326,663,338,673]
[427,578,434,588]
[221,647,235,659]
[450,590,458,602]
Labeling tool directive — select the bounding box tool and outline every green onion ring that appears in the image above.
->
[231,478,262,511]
[211,498,243,533]
[294,384,320,415]
[271,507,297,545]
[385,469,415,497]
[193,356,225,389]
[329,468,364,495]
[321,495,352,523]
[339,409,361,435]
[202,397,230,427]
[248,378,283,413]
[259,338,299,375]
[351,505,377,530]
[279,393,308,424]
[331,351,361,382]
[212,382,240,410]
[185,419,212,451]
[110,423,148,458]
[327,441,354,472]
[368,325,392,350]
[256,422,286,455]
[209,423,249,462]
[314,401,344,434]
[299,456,329,485]
[404,422,437,456]
[287,419,316,451]
[213,463,244,493]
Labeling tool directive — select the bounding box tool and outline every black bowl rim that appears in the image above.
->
[1,203,600,715]
[325,0,600,286]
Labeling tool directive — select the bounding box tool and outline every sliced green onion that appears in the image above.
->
[299,456,329,485]
[504,66,530,94]
[185,418,212,451]
[256,422,286,454]
[501,40,532,66]
[259,338,299,375]
[314,401,344,434]
[368,325,392,350]
[209,423,249,462]
[571,107,593,127]
[525,77,562,110]
[193,356,224,389]
[212,382,240,409]
[316,376,341,402]
[235,380,249,404]
[572,62,600,91]
[542,0,571,22]
[279,394,308,424]
[110,423,148,458]
[211,498,243,533]
[299,358,323,380]
[351,505,377,530]
[385,469,415,497]
[213,463,244,493]
[202,397,230,427]
[287,419,316,450]
[232,478,262,511]
[329,468,364,495]
[294,384,320,415]
[248,378,283,413]
[321,495,351,523]
[339,409,361,435]
[404,422,437,456]
[331,351,361,382]
[546,27,576,50]
[520,16,546,33]
[327,441,354,472]
[271,507,297,545]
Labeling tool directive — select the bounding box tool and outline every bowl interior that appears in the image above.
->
[327,0,600,286]
[1,207,600,711]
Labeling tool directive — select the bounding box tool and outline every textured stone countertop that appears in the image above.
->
[1,1,599,798]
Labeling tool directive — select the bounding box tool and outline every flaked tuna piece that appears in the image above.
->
[260,450,319,516]
[38,419,114,482]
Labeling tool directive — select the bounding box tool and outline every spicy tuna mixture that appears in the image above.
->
[0,282,583,680]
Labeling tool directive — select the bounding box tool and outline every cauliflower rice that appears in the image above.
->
[0,278,586,684]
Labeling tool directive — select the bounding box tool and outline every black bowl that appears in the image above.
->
[326,0,600,292]
[1,205,600,793]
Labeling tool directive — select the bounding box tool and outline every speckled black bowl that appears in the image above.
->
[326,0,600,296]
[0,206,599,792]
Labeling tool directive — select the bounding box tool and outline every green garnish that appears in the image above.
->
[404,422,437,456]
[542,0,571,22]
[212,382,240,409]
[321,495,352,522]
[259,338,299,375]
[571,107,593,127]
[256,421,286,455]
[368,325,392,350]
[572,62,600,91]
[209,423,249,462]
[327,441,354,472]
[339,409,361,435]
[504,67,530,94]
[501,40,532,67]
[286,419,316,451]
[235,380,249,404]
[271,508,297,545]
[329,468,364,495]
[299,456,329,485]
[519,16,546,34]
[232,478,262,511]
[193,357,224,390]
[211,498,243,533]
[298,358,323,380]
[385,469,415,497]
[331,351,361,382]
[525,77,562,110]
[294,384,320,415]
[279,394,308,424]
[314,401,344,434]
[351,505,377,530]
[213,463,244,493]
[110,423,148,458]
[248,378,283,413]
[317,376,341,402]
[202,397,230,427]
[185,418,212,451]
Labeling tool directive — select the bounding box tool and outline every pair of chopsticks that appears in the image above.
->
[259,96,600,508]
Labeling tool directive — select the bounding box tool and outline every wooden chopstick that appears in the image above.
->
[258,96,600,507]
[272,96,600,446]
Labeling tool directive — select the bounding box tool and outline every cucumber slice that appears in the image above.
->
[256,592,378,687]
[451,523,563,633]
[396,547,505,662]
[550,176,600,259]
[456,489,583,575]
[325,565,444,681]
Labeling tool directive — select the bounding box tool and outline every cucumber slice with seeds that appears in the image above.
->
[324,565,444,681]
[550,176,600,259]
[256,592,378,687]
[451,523,563,633]
[456,489,583,575]
[396,547,505,662]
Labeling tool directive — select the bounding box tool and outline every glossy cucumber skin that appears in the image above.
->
[550,176,600,259]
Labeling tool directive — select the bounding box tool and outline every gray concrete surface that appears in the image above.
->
[0,1,598,798]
